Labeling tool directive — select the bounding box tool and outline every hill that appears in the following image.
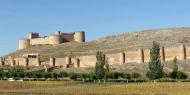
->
[5,27,190,60]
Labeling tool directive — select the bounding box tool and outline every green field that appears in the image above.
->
[0,81,190,95]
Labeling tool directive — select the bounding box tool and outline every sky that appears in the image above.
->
[1,0,190,56]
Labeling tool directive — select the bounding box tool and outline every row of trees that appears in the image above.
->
[0,68,141,81]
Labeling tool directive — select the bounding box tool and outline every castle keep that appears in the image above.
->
[19,31,85,49]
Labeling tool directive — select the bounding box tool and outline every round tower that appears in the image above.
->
[74,31,85,43]
[19,39,30,50]
[49,34,63,45]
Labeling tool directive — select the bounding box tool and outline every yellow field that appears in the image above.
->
[0,81,190,95]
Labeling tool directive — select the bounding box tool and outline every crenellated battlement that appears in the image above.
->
[18,31,85,49]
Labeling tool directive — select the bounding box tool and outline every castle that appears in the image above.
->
[0,31,189,69]
[19,31,85,49]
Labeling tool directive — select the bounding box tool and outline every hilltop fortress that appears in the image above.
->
[19,31,85,49]
[1,28,190,69]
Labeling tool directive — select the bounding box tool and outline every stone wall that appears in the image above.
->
[30,37,49,45]
[3,45,190,68]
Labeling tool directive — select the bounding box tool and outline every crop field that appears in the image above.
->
[0,81,189,95]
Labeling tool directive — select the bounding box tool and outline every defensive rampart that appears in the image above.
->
[1,45,189,68]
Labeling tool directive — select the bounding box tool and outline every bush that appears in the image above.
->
[68,72,78,80]
[176,71,187,79]
[169,71,187,79]
[19,72,25,78]
[59,72,68,78]
[110,72,121,79]
[26,72,34,78]
[120,73,130,79]
[131,72,141,79]
[35,72,44,78]
[52,72,59,79]
[89,73,97,80]
[44,72,52,79]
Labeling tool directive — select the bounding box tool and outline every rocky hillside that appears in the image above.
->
[5,27,190,60]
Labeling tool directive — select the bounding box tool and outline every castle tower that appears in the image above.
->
[119,52,125,64]
[179,45,186,60]
[10,58,15,66]
[24,58,29,66]
[28,32,39,39]
[66,56,71,68]
[49,33,63,44]
[36,58,41,66]
[19,39,30,50]
[160,46,165,62]
[74,31,85,43]
[138,48,144,63]
[50,57,55,67]
[74,58,80,68]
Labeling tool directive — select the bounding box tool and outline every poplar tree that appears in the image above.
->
[95,51,106,81]
[147,41,164,80]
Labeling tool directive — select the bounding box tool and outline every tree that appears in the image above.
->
[147,41,164,80]
[95,51,106,81]
[104,58,110,81]
[169,57,178,79]
[169,57,187,79]
[173,56,178,72]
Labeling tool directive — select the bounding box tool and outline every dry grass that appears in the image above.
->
[0,81,190,95]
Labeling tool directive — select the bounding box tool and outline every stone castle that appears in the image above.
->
[19,31,85,49]
[0,31,189,69]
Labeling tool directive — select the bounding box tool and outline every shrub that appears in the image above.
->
[26,72,34,78]
[59,72,68,78]
[44,72,52,79]
[169,71,187,79]
[121,73,131,80]
[89,73,97,80]
[52,72,59,79]
[19,72,25,78]
[35,72,43,78]
[110,72,121,79]
[68,72,78,80]
[131,72,141,79]
[176,71,187,79]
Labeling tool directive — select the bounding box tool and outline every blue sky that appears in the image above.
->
[0,0,190,56]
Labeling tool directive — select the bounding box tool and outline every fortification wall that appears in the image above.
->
[125,50,139,63]
[30,37,49,45]
[106,53,125,65]
[62,33,74,42]
[54,58,66,67]
[5,45,190,68]
[165,47,180,61]
[77,55,96,68]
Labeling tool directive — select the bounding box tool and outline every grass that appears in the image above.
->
[0,81,190,95]
[0,80,80,90]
